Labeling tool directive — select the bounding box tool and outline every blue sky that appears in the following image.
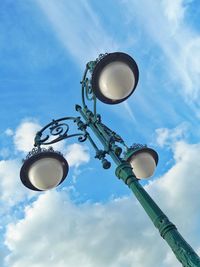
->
[0,0,200,266]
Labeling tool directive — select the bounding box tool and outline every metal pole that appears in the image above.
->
[115,162,200,267]
[77,105,200,267]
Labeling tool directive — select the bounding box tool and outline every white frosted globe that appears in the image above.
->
[129,152,156,179]
[28,157,64,190]
[98,61,135,100]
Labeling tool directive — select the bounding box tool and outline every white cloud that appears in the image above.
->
[14,120,41,153]
[179,37,200,102]
[4,141,200,267]
[123,101,136,123]
[0,159,32,207]
[162,0,186,31]
[5,129,14,137]
[4,191,167,267]
[155,123,188,147]
[64,143,90,168]
[0,148,10,158]
[36,0,118,65]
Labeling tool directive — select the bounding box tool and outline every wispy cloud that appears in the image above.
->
[121,0,200,108]
[123,101,137,123]
[35,0,141,125]
[155,123,188,147]
[36,0,118,65]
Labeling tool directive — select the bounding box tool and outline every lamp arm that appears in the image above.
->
[33,114,112,169]
[34,117,87,147]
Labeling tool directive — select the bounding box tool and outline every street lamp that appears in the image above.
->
[91,52,139,104]
[20,52,200,267]
[124,144,158,179]
[20,147,68,191]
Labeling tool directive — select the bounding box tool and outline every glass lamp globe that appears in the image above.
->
[91,52,139,104]
[20,149,69,191]
[125,146,158,179]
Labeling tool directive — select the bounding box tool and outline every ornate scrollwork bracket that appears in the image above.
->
[34,117,87,147]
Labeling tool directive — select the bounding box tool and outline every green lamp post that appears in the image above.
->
[20,52,200,267]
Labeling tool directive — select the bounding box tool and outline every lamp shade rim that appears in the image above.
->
[91,52,139,104]
[125,147,159,165]
[20,151,69,191]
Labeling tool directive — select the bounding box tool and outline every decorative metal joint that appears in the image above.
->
[75,104,82,112]
[115,162,137,184]
[86,109,93,118]
[94,150,111,169]
[96,114,101,122]
[154,215,177,238]
[95,150,106,160]
[87,61,96,73]
[76,117,87,131]
[34,131,43,147]
[112,144,122,156]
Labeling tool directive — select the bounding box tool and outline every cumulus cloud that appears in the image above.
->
[4,191,167,267]
[64,143,90,168]
[14,120,41,153]
[155,123,188,147]
[0,148,10,159]
[5,129,14,137]
[4,141,200,267]
[0,159,32,208]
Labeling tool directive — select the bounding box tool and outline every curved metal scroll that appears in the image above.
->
[81,64,96,110]
[34,117,87,147]
[81,53,108,116]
